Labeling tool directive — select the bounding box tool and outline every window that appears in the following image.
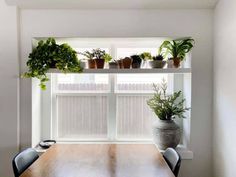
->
[38,38,190,145]
[52,73,172,141]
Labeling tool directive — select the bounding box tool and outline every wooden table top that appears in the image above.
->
[20,144,175,177]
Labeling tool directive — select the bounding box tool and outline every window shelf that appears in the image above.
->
[48,68,191,74]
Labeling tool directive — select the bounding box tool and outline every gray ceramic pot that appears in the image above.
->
[152,119,181,150]
[149,60,166,68]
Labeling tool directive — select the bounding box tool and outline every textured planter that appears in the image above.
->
[149,60,166,68]
[152,119,181,150]
[167,59,174,68]
[95,58,105,69]
[88,59,96,69]
[122,57,132,69]
[109,62,118,69]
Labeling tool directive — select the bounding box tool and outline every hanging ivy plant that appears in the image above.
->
[22,38,83,90]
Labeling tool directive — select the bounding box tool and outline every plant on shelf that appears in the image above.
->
[130,54,142,68]
[104,53,112,63]
[22,38,82,90]
[79,50,96,69]
[159,37,195,68]
[108,60,118,69]
[149,54,166,68]
[147,80,190,149]
[92,48,107,69]
[140,52,152,60]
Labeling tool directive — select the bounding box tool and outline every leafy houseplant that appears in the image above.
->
[147,80,190,149]
[159,37,194,68]
[79,50,96,69]
[140,52,152,60]
[131,54,142,68]
[23,38,82,90]
[93,48,106,69]
[149,55,166,68]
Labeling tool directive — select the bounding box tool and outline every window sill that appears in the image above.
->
[35,141,193,159]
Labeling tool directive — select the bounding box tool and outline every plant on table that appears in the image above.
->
[22,38,82,90]
[159,37,194,68]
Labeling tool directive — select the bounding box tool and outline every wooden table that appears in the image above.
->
[20,144,175,177]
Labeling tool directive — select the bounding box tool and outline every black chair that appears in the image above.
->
[12,148,39,177]
[163,148,181,177]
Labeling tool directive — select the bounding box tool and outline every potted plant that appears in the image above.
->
[92,48,106,69]
[22,38,83,90]
[159,37,194,68]
[131,54,142,68]
[122,57,132,69]
[79,51,96,69]
[109,60,118,69]
[140,52,152,68]
[149,55,166,68]
[147,80,190,150]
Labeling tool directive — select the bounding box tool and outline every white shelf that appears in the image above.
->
[48,68,191,74]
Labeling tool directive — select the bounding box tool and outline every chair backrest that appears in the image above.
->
[163,148,181,177]
[12,148,39,177]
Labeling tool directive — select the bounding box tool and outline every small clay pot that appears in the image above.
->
[117,60,123,69]
[173,58,181,68]
[122,57,132,69]
[88,59,96,69]
[95,58,105,69]
[109,62,118,69]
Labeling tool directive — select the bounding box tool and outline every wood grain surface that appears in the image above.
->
[20,144,175,177]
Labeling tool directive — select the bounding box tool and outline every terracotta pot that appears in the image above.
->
[88,59,96,69]
[109,62,118,69]
[95,59,105,69]
[173,58,181,68]
[122,57,132,69]
[149,60,166,68]
[153,119,181,150]
[118,60,123,69]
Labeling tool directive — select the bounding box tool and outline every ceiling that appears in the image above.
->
[6,0,218,9]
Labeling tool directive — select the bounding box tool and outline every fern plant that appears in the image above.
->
[23,38,83,90]
[158,37,194,61]
[147,80,190,120]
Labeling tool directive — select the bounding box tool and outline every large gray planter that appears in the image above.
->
[152,119,181,150]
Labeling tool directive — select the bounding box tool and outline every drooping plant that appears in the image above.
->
[147,80,190,120]
[23,38,83,90]
[158,37,195,61]
[79,50,94,60]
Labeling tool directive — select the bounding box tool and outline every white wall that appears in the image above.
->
[213,0,236,177]
[20,9,213,177]
[0,0,19,177]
